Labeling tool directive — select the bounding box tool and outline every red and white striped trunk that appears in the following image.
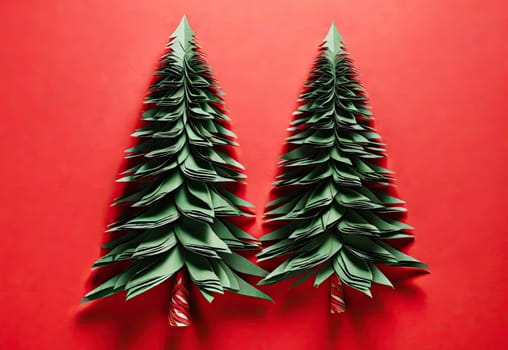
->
[330,274,346,314]
[168,269,191,327]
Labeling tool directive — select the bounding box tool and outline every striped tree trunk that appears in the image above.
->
[168,269,191,327]
[330,274,346,314]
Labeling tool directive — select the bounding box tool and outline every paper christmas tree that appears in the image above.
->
[82,16,271,326]
[258,23,427,314]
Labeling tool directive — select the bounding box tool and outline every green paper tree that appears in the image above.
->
[258,23,427,314]
[82,16,271,327]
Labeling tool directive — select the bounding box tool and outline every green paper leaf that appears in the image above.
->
[314,264,334,287]
[369,263,394,288]
[175,219,231,257]
[184,252,224,294]
[132,171,184,207]
[291,270,316,288]
[125,248,184,299]
[108,202,180,231]
[220,252,268,277]
[236,276,273,302]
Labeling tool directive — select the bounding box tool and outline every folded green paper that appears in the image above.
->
[83,16,271,327]
[258,23,428,314]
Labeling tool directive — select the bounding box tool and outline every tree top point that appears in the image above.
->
[169,15,195,63]
[172,15,194,40]
[323,22,345,55]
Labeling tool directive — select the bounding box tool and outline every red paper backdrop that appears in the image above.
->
[1,1,507,349]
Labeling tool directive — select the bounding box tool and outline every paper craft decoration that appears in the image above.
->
[82,16,271,327]
[258,23,427,314]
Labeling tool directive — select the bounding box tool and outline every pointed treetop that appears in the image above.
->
[169,15,195,63]
[172,15,194,39]
[323,22,346,57]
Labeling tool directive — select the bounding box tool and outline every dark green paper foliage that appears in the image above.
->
[83,17,271,304]
[258,24,427,297]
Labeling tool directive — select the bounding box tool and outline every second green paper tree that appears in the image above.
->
[258,23,427,314]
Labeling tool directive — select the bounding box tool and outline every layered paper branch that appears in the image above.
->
[82,16,271,325]
[258,23,427,312]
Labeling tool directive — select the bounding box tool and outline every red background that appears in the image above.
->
[1,1,507,349]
